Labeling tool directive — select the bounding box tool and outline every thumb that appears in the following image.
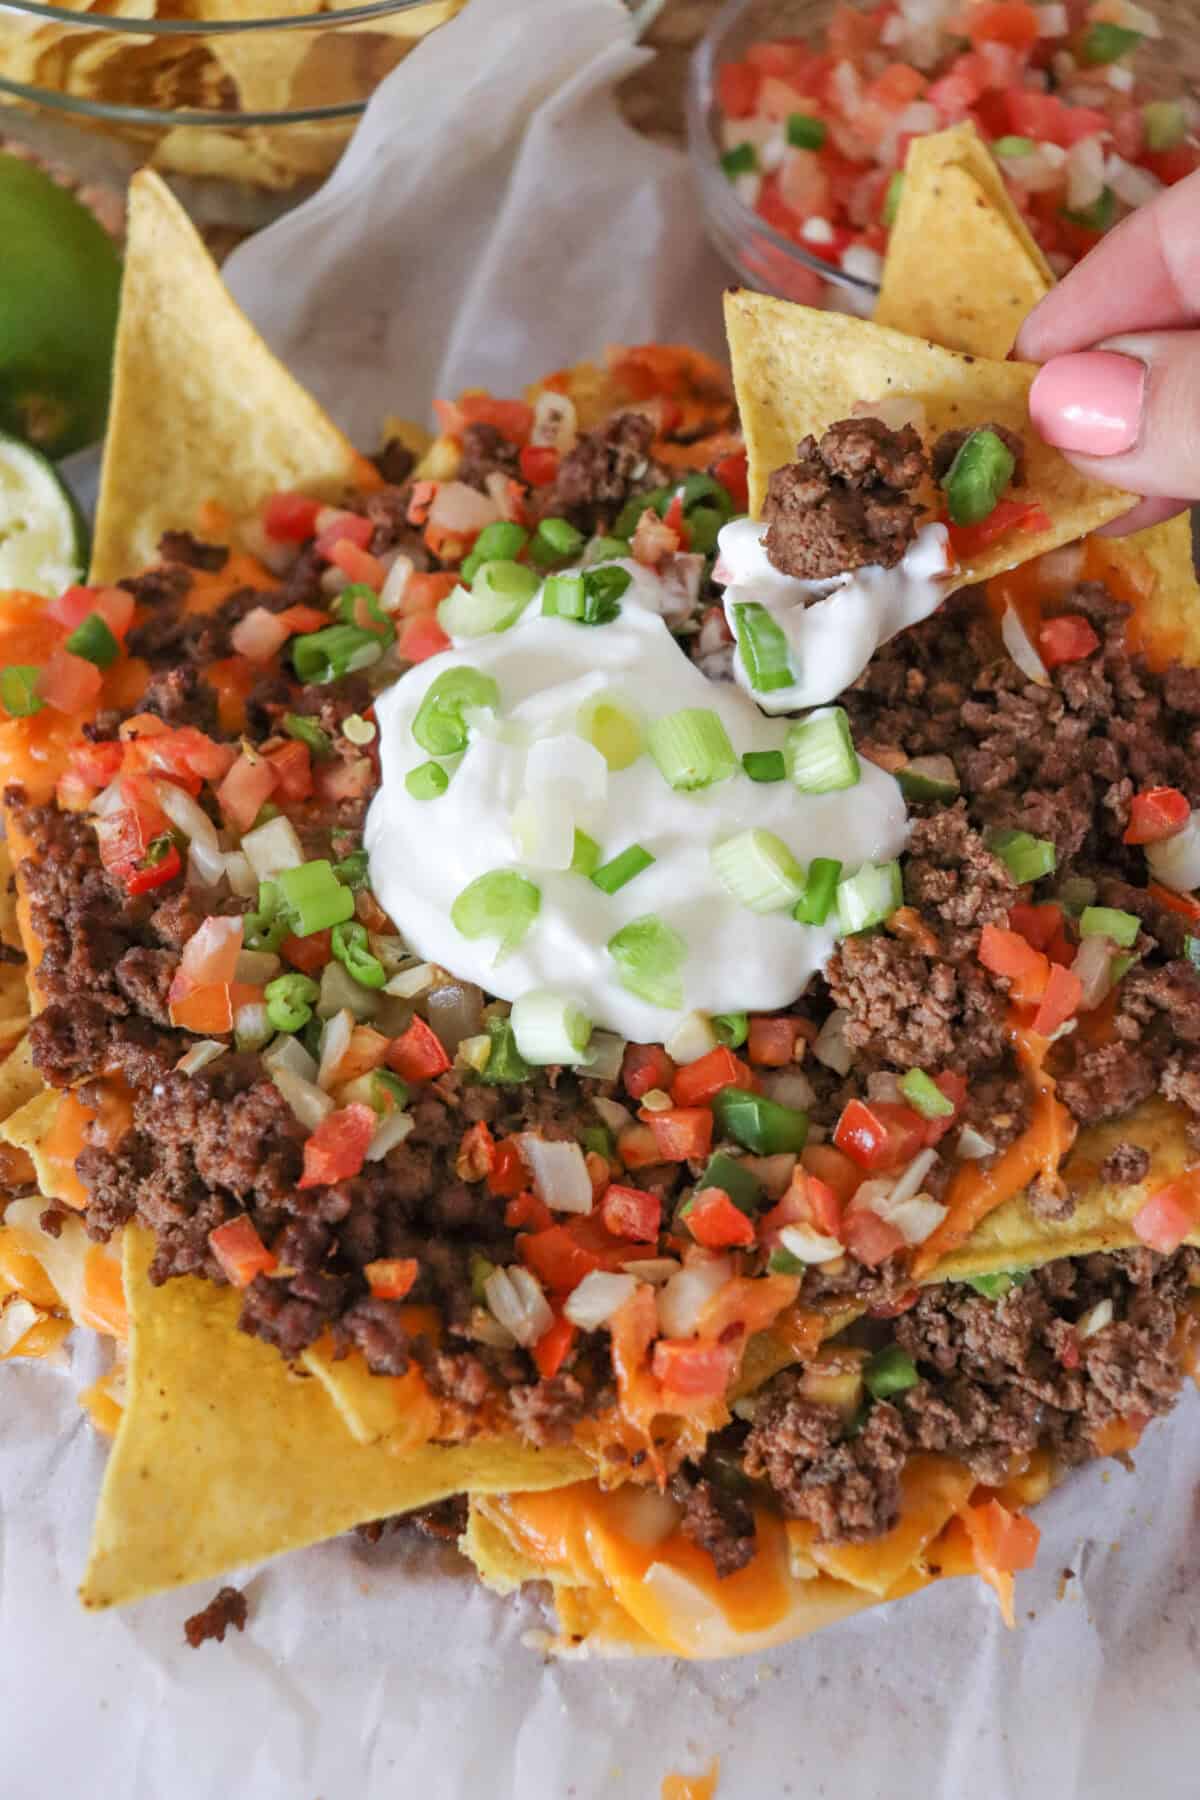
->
[1028,334,1200,507]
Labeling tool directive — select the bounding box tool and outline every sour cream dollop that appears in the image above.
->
[718,515,952,712]
[367,567,909,1041]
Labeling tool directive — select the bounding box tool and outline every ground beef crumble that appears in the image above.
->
[762,417,928,580]
[184,1585,247,1648]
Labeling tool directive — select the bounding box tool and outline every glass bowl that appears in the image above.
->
[0,1,461,225]
[686,0,1200,312]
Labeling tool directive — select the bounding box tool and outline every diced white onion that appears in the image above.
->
[866,1071,903,1104]
[1036,3,1069,33]
[317,958,380,1022]
[317,1007,354,1090]
[666,1011,719,1066]
[831,58,862,114]
[956,1124,996,1161]
[584,1032,626,1084]
[0,1296,41,1356]
[530,389,578,454]
[641,1087,673,1113]
[739,1152,797,1198]
[263,1032,318,1084]
[1077,1298,1114,1341]
[888,1148,939,1207]
[1107,152,1162,206]
[1036,542,1086,593]
[1066,134,1106,211]
[469,1305,518,1349]
[367,935,409,976]
[592,1095,632,1133]
[271,1064,335,1130]
[622,1257,680,1284]
[1001,603,1051,685]
[511,989,594,1066]
[385,961,436,998]
[224,850,258,899]
[813,1009,854,1075]
[189,839,228,889]
[657,1256,733,1338]
[234,1002,273,1052]
[1105,62,1135,92]
[428,481,499,536]
[91,777,126,819]
[241,814,305,880]
[1071,933,1118,1010]
[760,1068,816,1111]
[849,1178,896,1214]
[175,1039,227,1077]
[235,949,280,985]
[801,216,835,246]
[880,1193,947,1246]
[604,1484,684,1548]
[515,1134,593,1214]
[778,1223,844,1264]
[1146,813,1200,892]
[153,779,219,852]
[366,1108,415,1161]
[841,244,884,287]
[564,1270,638,1330]
[484,1265,554,1348]
[379,554,414,615]
[759,130,787,175]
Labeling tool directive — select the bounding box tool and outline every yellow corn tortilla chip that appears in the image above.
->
[0,1035,44,1125]
[91,170,371,582]
[0,1089,80,1206]
[724,288,1135,585]
[894,123,1053,287]
[81,1227,591,1608]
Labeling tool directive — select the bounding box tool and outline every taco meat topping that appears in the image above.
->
[761,417,929,581]
[184,1584,247,1649]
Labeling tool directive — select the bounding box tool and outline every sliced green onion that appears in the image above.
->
[793,856,842,927]
[570,829,602,878]
[331,920,387,989]
[607,914,687,1010]
[992,135,1035,158]
[243,880,292,953]
[896,755,959,803]
[686,505,725,556]
[864,1346,919,1400]
[580,564,630,623]
[836,860,903,935]
[265,972,319,1033]
[65,613,120,669]
[712,1011,749,1049]
[1110,952,1137,984]
[785,708,860,793]
[530,516,585,564]
[1080,905,1140,949]
[591,843,655,895]
[742,749,786,783]
[721,143,757,179]
[413,666,500,756]
[712,829,805,914]
[276,860,355,936]
[451,869,541,962]
[694,1149,761,1216]
[988,828,1057,884]
[731,601,793,694]
[1082,20,1140,63]
[584,535,632,566]
[577,692,644,770]
[767,1247,807,1276]
[474,520,530,561]
[332,849,370,891]
[712,1087,808,1155]
[1144,100,1187,151]
[941,428,1016,527]
[786,111,826,150]
[882,170,904,227]
[459,549,485,585]
[293,623,382,685]
[479,1015,532,1084]
[900,1068,954,1120]
[0,665,43,717]
[647,707,738,791]
[283,712,332,758]
[405,759,450,800]
[510,989,594,1065]
[542,573,585,618]
[1063,186,1116,233]
[335,583,394,644]
[964,1268,1029,1300]
[438,560,536,636]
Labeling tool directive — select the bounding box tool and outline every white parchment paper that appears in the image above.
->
[4,2,1200,1793]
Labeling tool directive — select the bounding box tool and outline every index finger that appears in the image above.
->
[1015,167,1200,363]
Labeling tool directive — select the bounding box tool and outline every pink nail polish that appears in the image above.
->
[1029,351,1145,456]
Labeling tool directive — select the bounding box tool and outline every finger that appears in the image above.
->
[1028,333,1200,501]
[1094,497,1190,537]
[1015,169,1200,363]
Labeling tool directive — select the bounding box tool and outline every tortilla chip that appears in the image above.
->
[81,1227,590,1608]
[723,288,1135,586]
[90,170,372,582]
[890,123,1053,287]
[0,1035,44,1124]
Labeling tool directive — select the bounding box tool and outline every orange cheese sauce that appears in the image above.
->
[662,1760,720,1800]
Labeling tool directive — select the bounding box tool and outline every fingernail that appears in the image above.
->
[1029,351,1145,456]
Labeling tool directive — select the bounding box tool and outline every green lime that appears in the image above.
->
[0,431,87,596]
[0,154,122,459]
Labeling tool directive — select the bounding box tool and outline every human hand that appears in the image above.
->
[1015,166,1200,535]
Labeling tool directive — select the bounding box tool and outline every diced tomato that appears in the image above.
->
[1032,962,1083,1038]
[169,982,236,1034]
[521,1213,656,1292]
[1038,614,1100,668]
[364,1257,419,1301]
[532,1312,577,1380]
[755,171,800,238]
[717,60,761,118]
[1008,901,1064,952]
[266,739,313,804]
[926,50,990,119]
[868,61,926,107]
[762,1168,843,1241]
[622,1042,677,1101]
[670,1047,755,1108]
[842,1206,906,1267]
[826,2,878,63]
[397,613,451,664]
[328,538,387,591]
[1124,786,1190,845]
[406,481,437,526]
[1149,882,1200,925]
[125,841,181,895]
[643,1107,714,1163]
[966,1,1039,50]
[661,490,691,551]
[37,649,102,716]
[801,1142,862,1204]
[505,1189,553,1233]
[948,499,1050,560]
[208,1216,277,1287]
[280,929,332,975]
[651,1339,735,1399]
[833,1098,925,1173]
[263,492,322,542]
[745,39,821,82]
[616,1123,664,1170]
[174,913,243,993]
[387,1015,452,1083]
[1142,143,1200,186]
[450,395,534,445]
[601,1183,662,1244]
[518,443,559,487]
[402,570,459,617]
[67,738,124,790]
[686,1187,756,1250]
[298,1103,377,1189]
[1005,89,1107,147]
[488,1138,529,1198]
[747,1015,802,1067]
[712,449,749,513]
[1132,1177,1200,1255]
[314,510,374,561]
[217,750,278,834]
[923,1069,970,1146]
[978,922,1051,1004]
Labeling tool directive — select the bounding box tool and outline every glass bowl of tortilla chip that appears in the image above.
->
[0,0,461,210]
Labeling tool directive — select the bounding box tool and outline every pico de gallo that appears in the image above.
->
[714,0,1197,296]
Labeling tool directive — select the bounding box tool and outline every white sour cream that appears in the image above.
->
[718,515,953,713]
[366,571,909,1041]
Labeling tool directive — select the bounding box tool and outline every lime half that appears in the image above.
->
[0,432,87,597]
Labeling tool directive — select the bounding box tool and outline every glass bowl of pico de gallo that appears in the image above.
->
[687,0,1200,311]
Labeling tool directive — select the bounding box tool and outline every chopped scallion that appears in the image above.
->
[742,749,786,783]
[712,1011,749,1049]
[292,623,383,685]
[332,849,369,891]
[647,707,738,791]
[331,920,387,989]
[412,666,500,756]
[591,843,655,895]
[405,760,450,801]
[1063,186,1116,233]
[473,520,530,561]
[283,712,332,758]
[731,601,793,694]
[786,112,826,150]
[900,1068,954,1120]
[721,143,757,179]
[577,692,644,770]
[896,755,959,803]
[276,860,355,936]
[835,860,903,935]
[0,665,43,717]
[785,707,860,793]
[570,829,602,878]
[265,972,319,1033]
[438,560,536,636]
[711,828,805,914]
[451,869,541,962]
[992,135,1035,158]
[964,1268,1029,1300]
[882,170,904,227]
[607,914,687,1010]
[793,856,842,927]
[864,1346,919,1400]
[510,989,594,1065]
[530,516,584,564]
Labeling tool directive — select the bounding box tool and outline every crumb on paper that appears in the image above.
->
[184,1584,248,1649]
